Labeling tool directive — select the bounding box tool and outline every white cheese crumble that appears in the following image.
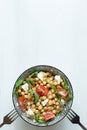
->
[61,99,65,105]
[41,99,49,106]
[26,108,34,116]
[37,71,44,81]
[21,83,29,91]
[55,75,61,84]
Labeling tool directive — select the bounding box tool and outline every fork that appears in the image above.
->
[67,109,87,130]
[0,109,19,128]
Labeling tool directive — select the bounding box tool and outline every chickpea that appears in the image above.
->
[32,87,36,91]
[47,84,50,88]
[53,81,58,85]
[36,102,40,106]
[44,72,49,77]
[39,80,42,84]
[40,83,44,86]
[44,107,48,111]
[41,109,44,113]
[61,82,64,86]
[52,94,56,98]
[48,100,53,105]
[23,81,26,84]
[39,116,43,120]
[53,110,57,114]
[21,92,24,95]
[32,108,36,113]
[18,89,21,93]
[56,102,59,105]
[47,106,52,110]
[27,102,30,106]
[51,89,55,93]
[38,105,42,110]
[56,106,60,110]
[49,77,53,81]
[42,112,46,116]
[35,110,39,114]
[35,77,39,81]
[47,79,50,83]
[48,95,53,100]
[49,81,53,84]
[52,100,56,105]
[24,95,28,98]
[31,104,35,108]
[40,96,46,100]
[24,91,28,95]
[55,98,58,102]
[28,94,32,99]
[43,81,47,85]
[26,78,29,81]
[48,91,52,95]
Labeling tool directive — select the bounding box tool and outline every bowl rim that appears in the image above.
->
[12,65,74,127]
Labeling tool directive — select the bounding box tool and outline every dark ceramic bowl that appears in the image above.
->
[12,65,73,127]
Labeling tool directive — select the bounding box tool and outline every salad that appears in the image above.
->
[14,71,73,124]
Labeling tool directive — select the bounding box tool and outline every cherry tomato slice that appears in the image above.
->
[18,96,27,109]
[58,86,68,99]
[44,111,55,121]
[36,85,48,96]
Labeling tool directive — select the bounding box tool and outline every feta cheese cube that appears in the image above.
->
[55,75,61,84]
[61,99,65,105]
[26,108,34,116]
[41,99,48,106]
[37,71,44,81]
[21,83,29,91]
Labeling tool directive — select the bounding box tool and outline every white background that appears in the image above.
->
[0,0,87,130]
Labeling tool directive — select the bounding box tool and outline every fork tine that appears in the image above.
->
[11,114,19,122]
[70,109,78,116]
[10,112,18,120]
[6,109,16,117]
[69,110,75,117]
[67,115,72,121]
[8,110,17,118]
[67,112,73,119]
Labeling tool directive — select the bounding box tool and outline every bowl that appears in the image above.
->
[12,65,73,127]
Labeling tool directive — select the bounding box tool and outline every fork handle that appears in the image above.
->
[0,122,4,128]
[79,122,87,130]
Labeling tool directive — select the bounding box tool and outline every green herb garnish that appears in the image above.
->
[33,71,39,77]
[27,78,34,84]
[35,112,40,122]
[55,93,61,101]
[67,92,73,101]
[15,79,24,88]
[28,88,39,103]
[15,79,24,97]
[50,84,58,92]
[62,78,69,90]
[35,113,49,125]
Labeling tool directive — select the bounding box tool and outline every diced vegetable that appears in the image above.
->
[36,85,48,96]
[18,96,27,109]
[58,86,68,99]
[44,111,55,121]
